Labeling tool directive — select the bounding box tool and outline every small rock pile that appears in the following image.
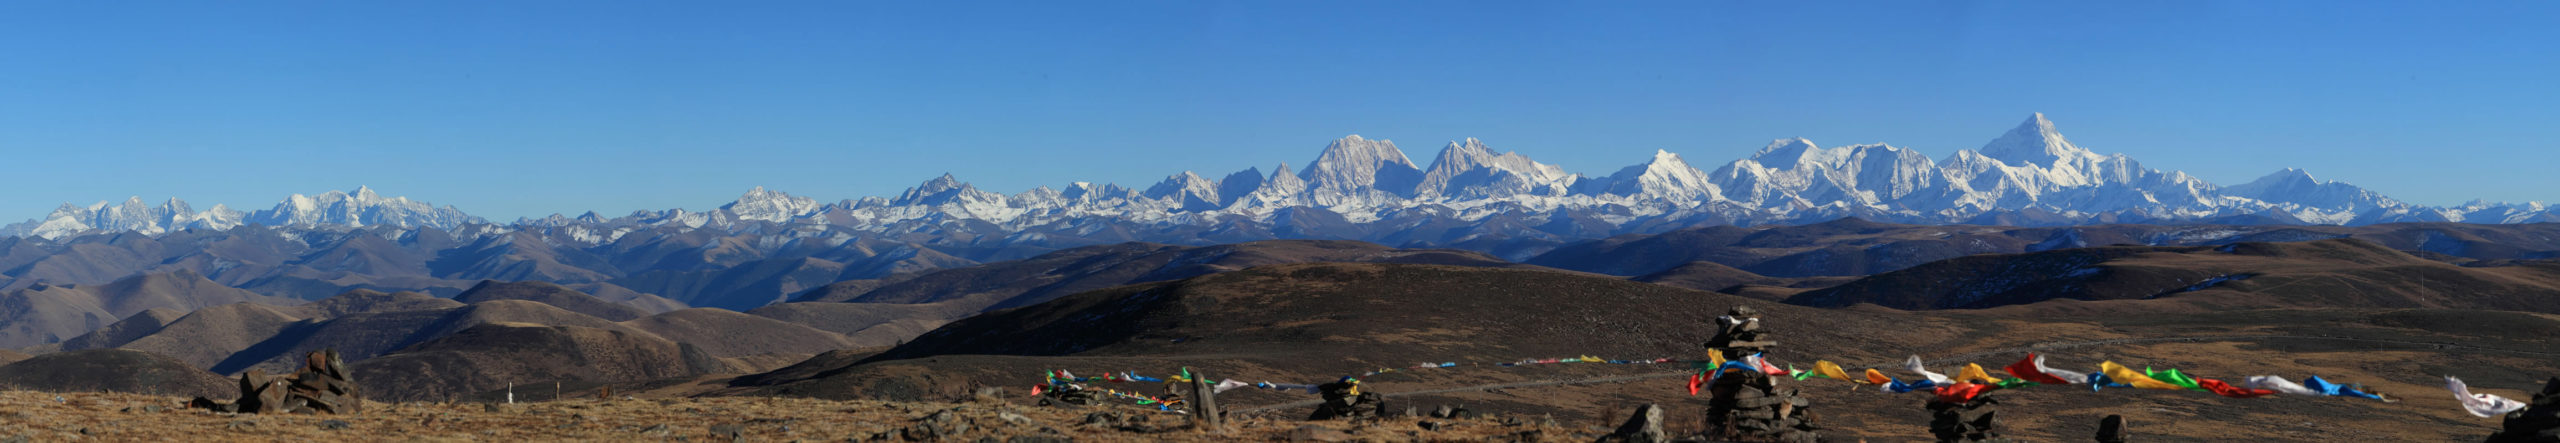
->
[1702,372,1821,442]
[1307,379,1384,420]
[2489,377,2560,443]
[190,349,363,414]
[1925,393,2001,442]
[1035,383,1101,407]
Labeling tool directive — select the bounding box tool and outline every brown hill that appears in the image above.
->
[743,263,1973,401]
[292,289,465,317]
[0,270,300,348]
[619,308,857,357]
[0,349,229,398]
[1786,238,2560,312]
[66,303,310,368]
[452,280,652,321]
[1629,261,1778,292]
[568,282,687,314]
[351,323,702,402]
[1528,219,2560,278]
[211,300,635,375]
[0,349,27,365]
[779,240,1524,344]
[743,301,974,347]
[36,308,185,353]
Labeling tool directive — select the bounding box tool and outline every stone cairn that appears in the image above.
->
[1700,306,1822,443]
[190,349,363,414]
[1924,390,2002,442]
[2488,377,2560,443]
[1307,377,1385,420]
[1036,382,1102,407]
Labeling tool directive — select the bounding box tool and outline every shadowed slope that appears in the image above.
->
[0,349,230,398]
[1787,238,2560,312]
[351,323,702,402]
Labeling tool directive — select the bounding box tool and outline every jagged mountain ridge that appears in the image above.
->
[17,114,2554,249]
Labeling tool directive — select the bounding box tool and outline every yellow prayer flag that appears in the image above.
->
[1815,360,1854,382]
[1707,349,1726,369]
[1954,363,2000,384]
[2099,361,2186,390]
[1865,368,1893,385]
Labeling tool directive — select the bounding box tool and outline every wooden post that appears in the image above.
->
[1189,368,1222,433]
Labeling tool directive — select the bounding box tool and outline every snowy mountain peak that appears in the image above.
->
[1978,112,2095,166]
[891,174,1006,209]
[2222,168,2403,216]
[1146,171,1222,211]
[1602,150,1720,200]
[1417,138,1575,199]
[248,188,479,230]
[721,186,821,222]
[1301,134,1426,203]
[1751,138,1828,170]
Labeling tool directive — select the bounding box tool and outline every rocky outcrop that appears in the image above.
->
[190,349,362,414]
[2489,378,2560,442]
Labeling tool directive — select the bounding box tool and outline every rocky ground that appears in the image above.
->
[0,390,1577,442]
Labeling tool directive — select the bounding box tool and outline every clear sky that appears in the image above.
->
[1,1,2553,220]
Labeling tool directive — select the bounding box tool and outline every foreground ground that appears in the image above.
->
[0,390,1579,442]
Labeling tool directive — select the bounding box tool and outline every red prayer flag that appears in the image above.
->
[2197,378,2276,398]
[1687,372,1707,396]
[2004,353,2076,385]
[1933,382,1996,404]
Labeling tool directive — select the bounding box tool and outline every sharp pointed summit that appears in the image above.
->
[1976,113,2096,167]
[1300,135,1425,204]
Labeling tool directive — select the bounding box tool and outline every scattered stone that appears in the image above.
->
[2096,414,2128,443]
[484,403,503,413]
[2488,377,2560,443]
[1416,420,1447,431]
[1004,436,1072,443]
[1081,411,1125,427]
[1287,425,1353,442]
[319,419,351,430]
[998,411,1036,426]
[1597,403,1665,443]
[709,423,745,440]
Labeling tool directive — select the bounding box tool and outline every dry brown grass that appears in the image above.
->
[0,390,1572,442]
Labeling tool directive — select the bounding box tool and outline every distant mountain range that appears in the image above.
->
[14,114,2552,247]
[0,113,2551,309]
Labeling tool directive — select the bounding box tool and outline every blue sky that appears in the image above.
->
[1,1,2553,220]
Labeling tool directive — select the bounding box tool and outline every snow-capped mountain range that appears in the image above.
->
[3,186,479,239]
[12,114,2555,244]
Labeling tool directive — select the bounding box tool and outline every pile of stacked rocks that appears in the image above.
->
[2489,378,2560,443]
[1702,372,1821,442]
[1307,377,1385,420]
[190,349,363,414]
[1925,393,2002,442]
[1700,305,1820,443]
